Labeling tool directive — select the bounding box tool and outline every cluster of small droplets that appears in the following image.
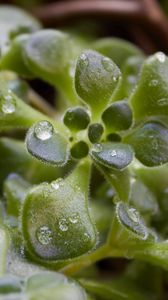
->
[80,53,89,67]
[1,92,16,114]
[36,225,53,245]
[34,121,54,141]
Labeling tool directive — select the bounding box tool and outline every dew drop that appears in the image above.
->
[157,98,168,106]
[149,79,158,87]
[102,57,113,72]
[69,213,79,224]
[156,52,166,63]
[36,226,53,245]
[93,143,103,152]
[1,94,16,114]
[59,219,68,232]
[80,53,89,67]
[51,178,64,190]
[110,149,117,157]
[34,121,54,141]
[128,208,139,223]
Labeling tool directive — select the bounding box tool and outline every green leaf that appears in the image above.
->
[23,30,79,104]
[75,50,121,120]
[0,5,41,54]
[22,159,97,261]
[71,141,89,159]
[0,226,9,276]
[102,100,133,132]
[26,120,69,166]
[124,122,168,166]
[93,37,144,68]
[63,106,90,132]
[88,123,104,144]
[91,142,134,170]
[130,52,168,124]
[3,174,30,217]
[0,79,47,131]
[0,35,33,77]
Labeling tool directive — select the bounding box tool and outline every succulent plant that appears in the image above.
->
[1,5,168,300]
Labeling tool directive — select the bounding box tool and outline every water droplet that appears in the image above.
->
[1,94,16,114]
[128,208,139,223]
[69,213,79,224]
[93,143,103,152]
[157,98,168,106]
[110,149,117,157]
[102,57,113,72]
[36,226,53,245]
[34,121,54,141]
[80,53,89,67]
[149,79,158,87]
[156,52,166,63]
[51,178,64,190]
[59,219,68,232]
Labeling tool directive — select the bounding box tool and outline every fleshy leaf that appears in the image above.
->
[75,50,121,119]
[102,100,133,132]
[91,142,134,170]
[26,120,69,166]
[0,226,9,276]
[124,122,168,166]
[0,5,41,54]
[3,173,30,217]
[71,141,89,159]
[22,160,96,260]
[130,52,168,124]
[88,123,104,143]
[23,30,79,104]
[93,37,144,68]
[63,106,90,132]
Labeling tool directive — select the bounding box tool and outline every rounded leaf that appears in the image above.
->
[71,141,89,159]
[22,161,96,260]
[102,100,132,132]
[75,50,121,117]
[26,120,69,166]
[91,142,134,170]
[124,122,168,166]
[63,106,90,132]
[88,123,104,143]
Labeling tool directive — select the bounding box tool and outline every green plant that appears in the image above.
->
[1,5,168,300]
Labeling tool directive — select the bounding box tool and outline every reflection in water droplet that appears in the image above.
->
[1,94,16,114]
[36,226,53,245]
[80,53,89,67]
[156,52,166,63]
[34,121,54,141]
[59,219,68,231]
[51,178,64,190]
[110,150,117,157]
[157,98,168,106]
[69,213,79,224]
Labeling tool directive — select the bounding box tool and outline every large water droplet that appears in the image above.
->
[59,219,68,232]
[34,121,54,141]
[69,213,79,224]
[1,94,16,114]
[156,52,166,63]
[36,225,53,245]
[149,79,158,87]
[51,178,64,190]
